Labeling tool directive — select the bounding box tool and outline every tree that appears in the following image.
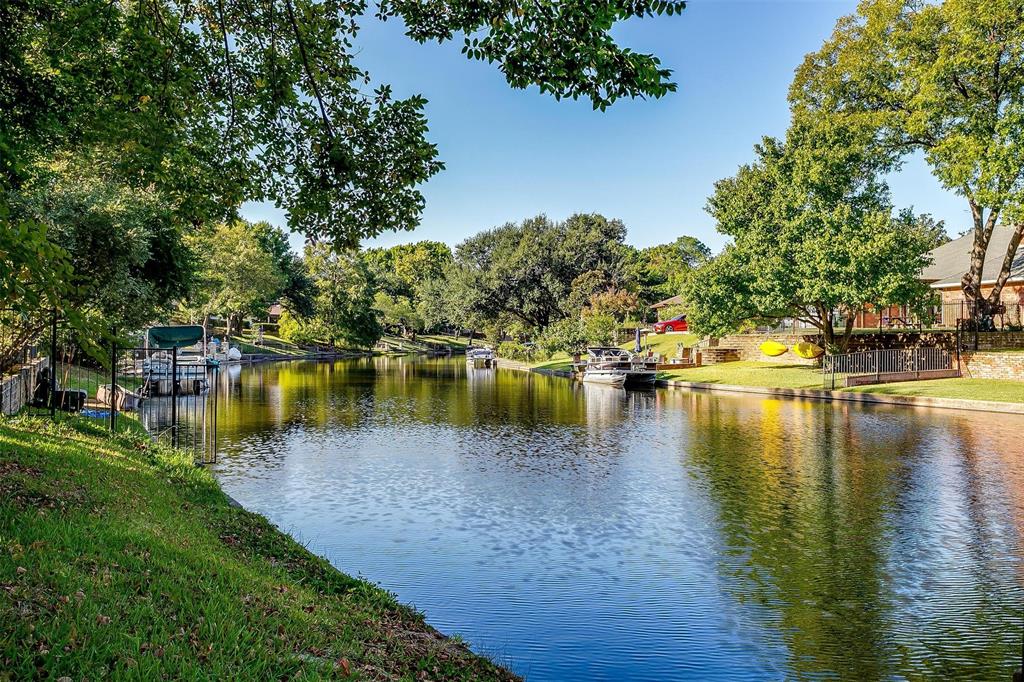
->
[451,213,630,332]
[628,236,711,306]
[186,222,284,335]
[251,221,315,317]
[304,243,380,348]
[13,157,197,330]
[3,0,684,247]
[686,127,934,351]
[363,241,453,300]
[373,292,423,337]
[790,0,1024,320]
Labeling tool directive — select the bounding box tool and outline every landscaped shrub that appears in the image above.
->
[497,341,532,362]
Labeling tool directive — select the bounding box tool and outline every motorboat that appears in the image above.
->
[574,347,657,387]
[466,346,496,368]
[581,367,627,387]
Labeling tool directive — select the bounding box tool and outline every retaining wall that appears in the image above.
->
[960,351,1024,381]
[0,356,48,416]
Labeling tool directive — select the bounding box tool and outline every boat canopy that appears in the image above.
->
[147,325,204,349]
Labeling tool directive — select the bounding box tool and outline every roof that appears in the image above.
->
[651,294,684,309]
[922,226,1023,289]
[268,303,284,316]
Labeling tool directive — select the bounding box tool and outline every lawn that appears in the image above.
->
[623,332,698,360]
[845,378,1024,404]
[660,361,823,389]
[0,416,517,680]
[532,354,573,372]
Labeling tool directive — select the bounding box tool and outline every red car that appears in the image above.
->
[653,314,688,334]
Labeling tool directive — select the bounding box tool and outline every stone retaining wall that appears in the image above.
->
[1,356,48,416]
[960,351,1024,381]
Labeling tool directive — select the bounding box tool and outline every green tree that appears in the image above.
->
[2,0,684,245]
[373,292,423,337]
[629,236,711,306]
[251,222,315,317]
[363,241,453,300]
[13,157,196,330]
[451,213,630,332]
[686,127,933,351]
[186,222,284,335]
[304,243,380,348]
[790,0,1024,319]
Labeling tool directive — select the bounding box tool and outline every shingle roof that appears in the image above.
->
[651,294,684,309]
[922,226,1023,289]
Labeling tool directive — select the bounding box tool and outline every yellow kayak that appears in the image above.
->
[793,341,824,359]
[760,340,788,357]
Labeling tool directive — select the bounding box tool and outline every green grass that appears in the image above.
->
[419,334,471,350]
[624,333,698,360]
[845,378,1024,403]
[660,360,1024,404]
[532,354,573,372]
[0,416,518,681]
[60,365,143,393]
[660,361,823,389]
[230,332,308,356]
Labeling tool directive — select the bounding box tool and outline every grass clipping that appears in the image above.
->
[0,416,518,681]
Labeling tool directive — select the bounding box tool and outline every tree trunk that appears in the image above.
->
[985,223,1024,307]
[961,202,999,320]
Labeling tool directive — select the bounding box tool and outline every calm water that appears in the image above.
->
[211,357,1024,680]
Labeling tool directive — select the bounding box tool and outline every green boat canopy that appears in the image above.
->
[147,325,204,349]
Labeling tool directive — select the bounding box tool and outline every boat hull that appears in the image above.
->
[582,371,627,387]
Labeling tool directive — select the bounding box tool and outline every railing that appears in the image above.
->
[822,347,955,390]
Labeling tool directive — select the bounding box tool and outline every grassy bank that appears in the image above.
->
[660,361,822,389]
[847,378,1024,403]
[0,416,518,680]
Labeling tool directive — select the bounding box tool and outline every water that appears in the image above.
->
[211,357,1024,680]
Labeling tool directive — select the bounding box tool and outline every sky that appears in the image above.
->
[241,0,969,255]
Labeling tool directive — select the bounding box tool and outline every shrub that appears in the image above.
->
[497,340,532,362]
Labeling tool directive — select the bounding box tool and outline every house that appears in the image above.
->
[651,294,684,321]
[920,226,1024,306]
[267,303,284,323]
[848,226,1022,329]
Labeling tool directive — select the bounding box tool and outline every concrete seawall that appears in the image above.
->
[496,357,1024,416]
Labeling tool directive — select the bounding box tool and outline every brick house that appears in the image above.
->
[920,226,1023,325]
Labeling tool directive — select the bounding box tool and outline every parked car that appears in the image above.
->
[653,314,688,334]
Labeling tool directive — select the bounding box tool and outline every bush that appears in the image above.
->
[278,311,317,345]
[536,318,588,357]
[497,340,532,362]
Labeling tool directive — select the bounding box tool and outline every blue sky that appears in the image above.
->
[242,0,968,254]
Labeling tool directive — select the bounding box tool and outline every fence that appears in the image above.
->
[1,311,218,464]
[822,347,956,390]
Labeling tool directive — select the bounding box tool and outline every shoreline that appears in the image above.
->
[0,416,520,680]
[495,357,1024,416]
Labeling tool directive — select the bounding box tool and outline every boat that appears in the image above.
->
[581,368,627,387]
[793,341,825,359]
[466,346,496,368]
[574,347,657,387]
[760,340,789,357]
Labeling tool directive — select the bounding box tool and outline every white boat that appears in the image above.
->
[574,347,657,387]
[466,347,496,367]
[581,368,627,387]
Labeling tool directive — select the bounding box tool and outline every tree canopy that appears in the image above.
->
[686,125,934,351]
[790,0,1024,317]
[448,213,631,332]
[3,0,684,245]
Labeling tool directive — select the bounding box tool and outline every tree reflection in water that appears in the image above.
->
[209,358,1024,681]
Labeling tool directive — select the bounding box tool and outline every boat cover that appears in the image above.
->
[147,325,204,349]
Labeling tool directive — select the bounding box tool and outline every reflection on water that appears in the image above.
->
[212,357,1024,681]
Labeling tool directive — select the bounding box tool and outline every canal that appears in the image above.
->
[211,357,1024,680]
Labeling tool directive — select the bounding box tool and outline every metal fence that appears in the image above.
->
[822,347,956,390]
[1,311,218,464]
